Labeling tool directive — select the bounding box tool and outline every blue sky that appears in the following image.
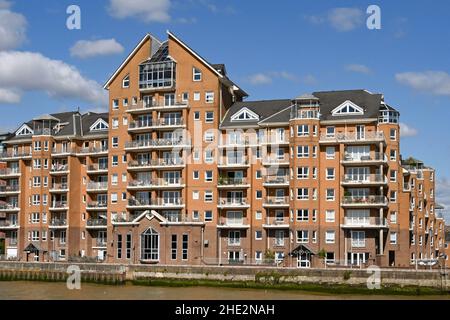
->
[0,0,449,213]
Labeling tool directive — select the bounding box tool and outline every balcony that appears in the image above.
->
[127,158,185,171]
[217,198,250,209]
[51,147,73,157]
[127,178,184,190]
[341,217,389,229]
[262,158,290,167]
[87,164,108,174]
[217,158,250,169]
[217,217,250,229]
[261,137,289,146]
[263,176,290,187]
[86,182,108,192]
[49,218,68,229]
[126,100,189,114]
[93,240,108,248]
[341,196,388,208]
[262,217,290,229]
[0,185,20,195]
[86,218,107,229]
[0,204,20,212]
[128,118,185,132]
[77,146,108,157]
[0,169,21,178]
[341,174,387,186]
[124,139,191,151]
[319,131,385,144]
[50,164,69,175]
[0,220,19,230]
[49,201,68,211]
[49,183,69,193]
[86,201,108,211]
[127,198,184,209]
[341,153,387,166]
[217,178,250,189]
[218,138,253,149]
[0,151,32,160]
[263,196,290,208]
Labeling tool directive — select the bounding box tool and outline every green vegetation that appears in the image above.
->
[343,270,352,280]
[0,239,4,255]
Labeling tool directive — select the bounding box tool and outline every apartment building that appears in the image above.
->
[0,31,445,268]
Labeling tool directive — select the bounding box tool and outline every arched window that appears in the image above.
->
[141,228,159,261]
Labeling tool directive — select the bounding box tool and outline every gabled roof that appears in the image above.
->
[103,33,162,89]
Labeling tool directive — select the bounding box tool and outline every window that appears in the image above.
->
[193,92,200,101]
[390,232,397,245]
[205,91,214,103]
[326,126,335,137]
[111,193,118,204]
[326,168,335,180]
[351,231,365,247]
[204,131,214,142]
[117,234,122,259]
[331,101,364,115]
[192,211,199,220]
[326,189,335,201]
[112,118,119,128]
[204,150,213,163]
[228,230,240,246]
[390,170,397,182]
[296,209,309,222]
[312,231,317,243]
[205,171,213,182]
[325,231,335,244]
[112,137,118,148]
[231,108,259,121]
[33,141,41,151]
[390,128,397,140]
[326,210,335,222]
[312,146,317,158]
[182,92,189,102]
[312,167,317,179]
[141,228,159,261]
[31,213,40,223]
[204,210,213,221]
[112,155,118,166]
[256,170,262,179]
[112,99,119,109]
[297,125,309,137]
[122,192,126,201]
[296,230,309,243]
[255,230,263,240]
[193,171,199,180]
[111,174,118,185]
[390,191,397,202]
[122,173,127,183]
[193,67,202,81]
[126,234,132,259]
[390,149,397,161]
[255,251,263,262]
[255,211,262,220]
[123,98,128,107]
[171,235,177,260]
[297,167,309,179]
[32,195,40,205]
[297,146,309,158]
[33,177,41,187]
[44,159,48,169]
[205,111,214,123]
[192,191,199,200]
[256,190,262,199]
[132,97,137,105]
[122,75,130,88]
[204,191,213,202]
[194,111,200,120]
[390,211,397,224]
[326,147,335,159]
[297,188,309,200]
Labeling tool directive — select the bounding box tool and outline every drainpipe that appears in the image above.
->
[201,226,204,264]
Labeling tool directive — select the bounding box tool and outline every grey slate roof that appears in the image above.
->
[5,111,109,142]
[220,99,292,128]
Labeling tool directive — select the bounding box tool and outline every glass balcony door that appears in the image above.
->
[163,171,180,184]
[345,146,370,160]
[226,211,243,225]
[347,167,370,181]
[346,209,370,225]
[226,191,243,204]
[163,191,180,204]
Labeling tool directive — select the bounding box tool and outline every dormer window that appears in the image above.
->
[90,119,109,132]
[122,75,130,88]
[331,100,364,116]
[16,124,33,136]
[231,107,259,121]
[193,67,202,81]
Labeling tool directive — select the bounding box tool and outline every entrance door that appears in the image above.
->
[348,252,367,266]
[297,253,311,268]
[389,250,395,266]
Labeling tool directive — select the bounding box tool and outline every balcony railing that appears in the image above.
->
[86,219,107,227]
[49,219,67,227]
[320,131,385,143]
[263,176,289,185]
[86,182,108,191]
[0,220,18,227]
[0,204,19,210]
[128,178,183,188]
[261,137,289,145]
[87,164,108,172]
[51,147,73,155]
[50,164,69,172]
[342,153,387,163]
[125,139,190,149]
[217,198,249,207]
[263,196,290,206]
[341,174,386,184]
[263,217,289,227]
[217,158,249,167]
[342,217,388,228]
[128,118,184,129]
[127,198,184,207]
[218,217,249,228]
[262,158,290,166]
[0,185,20,193]
[0,151,31,159]
[218,178,248,186]
[77,146,109,154]
[128,158,185,168]
[51,201,68,209]
[50,183,68,191]
[87,201,108,209]
[341,196,388,206]
[126,100,188,112]
[0,169,20,176]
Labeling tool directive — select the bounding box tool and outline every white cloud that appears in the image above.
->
[70,39,124,59]
[0,51,107,106]
[302,74,318,86]
[0,0,11,9]
[108,0,171,23]
[345,64,371,75]
[436,178,450,221]
[0,88,20,103]
[395,71,450,96]
[0,7,27,50]
[306,7,364,32]
[246,71,300,86]
[400,123,418,137]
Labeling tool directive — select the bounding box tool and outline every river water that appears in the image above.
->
[0,281,448,300]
